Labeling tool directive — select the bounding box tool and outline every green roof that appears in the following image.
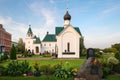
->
[55,27,82,35]
[74,27,82,35]
[55,27,64,35]
[27,27,33,35]
[42,34,56,42]
[34,37,41,44]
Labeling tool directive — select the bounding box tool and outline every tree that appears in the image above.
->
[10,44,17,60]
[16,38,25,54]
[80,37,86,57]
[112,43,120,52]
[23,49,28,57]
[103,48,118,53]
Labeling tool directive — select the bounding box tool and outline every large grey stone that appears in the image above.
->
[77,57,103,80]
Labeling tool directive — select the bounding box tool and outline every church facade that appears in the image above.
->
[25,11,83,58]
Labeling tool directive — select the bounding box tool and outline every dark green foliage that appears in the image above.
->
[102,62,111,78]
[33,62,41,76]
[112,43,120,52]
[10,44,17,60]
[80,37,86,57]
[23,49,28,57]
[6,60,32,76]
[43,51,52,57]
[115,52,120,61]
[113,63,120,73]
[103,48,118,53]
[0,65,7,76]
[40,64,55,75]
[54,64,71,78]
[6,60,22,76]
[3,53,8,60]
[20,60,32,74]
[96,52,103,58]
[0,53,8,62]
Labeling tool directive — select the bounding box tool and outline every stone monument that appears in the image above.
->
[75,48,103,80]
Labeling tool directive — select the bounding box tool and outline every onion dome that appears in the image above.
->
[64,11,71,20]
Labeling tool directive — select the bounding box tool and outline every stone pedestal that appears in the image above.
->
[77,57,103,80]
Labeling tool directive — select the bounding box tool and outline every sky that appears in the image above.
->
[0,0,120,49]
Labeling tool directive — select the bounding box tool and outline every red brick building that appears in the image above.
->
[0,24,11,53]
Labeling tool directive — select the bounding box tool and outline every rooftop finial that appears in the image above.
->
[29,24,31,27]
[66,0,68,11]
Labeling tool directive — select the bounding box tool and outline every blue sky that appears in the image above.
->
[0,0,120,49]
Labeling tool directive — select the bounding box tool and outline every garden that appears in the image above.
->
[0,43,120,80]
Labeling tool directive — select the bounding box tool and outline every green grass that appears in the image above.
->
[0,59,85,69]
[0,75,73,80]
[0,75,120,80]
[107,75,120,80]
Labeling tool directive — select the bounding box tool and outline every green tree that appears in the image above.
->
[80,37,86,57]
[16,38,25,54]
[23,49,28,57]
[103,48,118,53]
[10,44,17,60]
[112,43,120,52]
[115,52,120,62]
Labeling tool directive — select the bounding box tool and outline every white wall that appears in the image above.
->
[57,25,81,58]
[41,42,57,54]
[25,36,41,55]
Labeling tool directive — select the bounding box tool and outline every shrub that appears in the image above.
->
[71,68,78,76]
[0,53,8,62]
[113,63,120,73]
[115,52,120,61]
[20,60,32,74]
[23,49,28,57]
[6,60,22,76]
[0,65,7,76]
[96,52,103,58]
[33,62,41,76]
[10,44,17,60]
[40,64,54,75]
[43,51,52,57]
[102,62,111,78]
[6,60,32,76]
[54,64,71,78]
[107,57,119,65]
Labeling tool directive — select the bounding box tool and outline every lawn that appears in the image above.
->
[0,75,120,80]
[107,75,120,80]
[1,59,85,69]
[0,75,73,80]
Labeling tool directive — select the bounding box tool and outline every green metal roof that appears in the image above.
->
[34,37,41,44]
[42,34,57,42]
[74,27,82,35]
[55,27,64,35]
[55,27,82,35]
[27,27,33,35]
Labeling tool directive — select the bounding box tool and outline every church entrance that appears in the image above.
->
[35,47,39,53]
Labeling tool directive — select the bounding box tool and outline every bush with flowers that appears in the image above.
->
[71,68,78,76]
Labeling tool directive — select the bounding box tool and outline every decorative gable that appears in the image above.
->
[55,26,82,36]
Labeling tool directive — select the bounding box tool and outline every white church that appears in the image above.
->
[25,10,83,58]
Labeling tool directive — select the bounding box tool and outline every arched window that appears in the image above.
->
[67,42,70,52]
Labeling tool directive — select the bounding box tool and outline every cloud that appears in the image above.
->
[41,8,56,26]
[102,5,120,14]
[0,16,27,41]
[27,1,57,39]
[0,1,59,42]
